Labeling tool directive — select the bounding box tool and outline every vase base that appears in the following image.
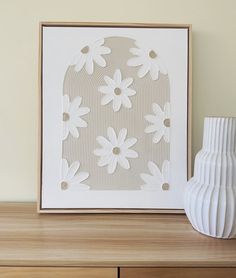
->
[190,224,236,240]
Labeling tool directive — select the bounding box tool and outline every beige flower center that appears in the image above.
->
[81,45,89,54]
[162,183,170,191]
[63,112,70,121]
[61,181,69,190]
[112,147,121,155]
[149,50,157,59]
[114,87,122,95]
[163,118,170,127]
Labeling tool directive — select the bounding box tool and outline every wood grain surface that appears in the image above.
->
[0,267,116,278]
[120,268,236,278]
[0,203,236,267]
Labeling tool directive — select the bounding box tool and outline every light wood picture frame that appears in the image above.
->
[38,22,192,213]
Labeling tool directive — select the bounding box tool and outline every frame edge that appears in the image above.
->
[37,22,192,214]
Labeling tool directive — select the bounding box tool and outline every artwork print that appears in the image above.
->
[39,23,191,212]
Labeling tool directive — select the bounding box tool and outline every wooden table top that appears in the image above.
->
[0,203,236,267]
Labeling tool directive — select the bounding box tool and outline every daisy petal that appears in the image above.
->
[112,97,122,112]
[70,96,82,113]
[150,63,160,80]
[127,56,144,67]
[72,117,87,128]
[77,107,90,116]
[99,86,112,94]
[145,115,157,124]
[67,161,80,179]
[122,138,137,149]
[118,128,127,146]
[94,148,111,156]
[125,149,138,158]
[121,77,133,88]
[104,76,116,88]
[113,69,122,84]
[153,131,163,143]
[101,94,114,105]
[70,174,88,185]
[107,127,117,145]
[125,88,136,96]
[85,55,94,74]
[164,128,170,143]
[148,161,162,181]
[138,63,150,78]
[164,102,171,118]
[145,125,157,133]
[129,47,142,56]
[62,123,69,140]
[93,54,106,67]
[140,173,156,185]
[74,54,86,72]
[99,46,111,54]
[69,124,79,138]
[107,157,118,174]
[122,95,132,108]
[98,155,112,167]
[152,103,163,116]
[93,38,104,47]
[96,136,112,148]
[118,157,130,169]
[76,171,89,183]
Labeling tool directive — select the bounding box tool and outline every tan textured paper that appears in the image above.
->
[63,37,170,190]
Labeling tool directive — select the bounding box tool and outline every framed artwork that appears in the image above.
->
[38,22,192,213]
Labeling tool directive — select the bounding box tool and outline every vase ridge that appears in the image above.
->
[185,117,236,238]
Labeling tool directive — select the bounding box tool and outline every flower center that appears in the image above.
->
[81,45,89,54]
[114,87,122,95]
[63,112,70,121]
[61,181,69,190]
[149,50,157,59]
[163,118,170,127]
[162,183,170,191]
[112,147,120,155]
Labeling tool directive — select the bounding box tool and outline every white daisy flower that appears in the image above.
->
[145,102,171,143]
[94,127,138,174]
[63,94,90,140]
[60,159,90,191]
[71,38,111,75]
[127,41,167,80]
[98,69,136,112]
[140,160,170,191]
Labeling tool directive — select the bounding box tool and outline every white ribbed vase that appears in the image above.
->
[185,117,236,238]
